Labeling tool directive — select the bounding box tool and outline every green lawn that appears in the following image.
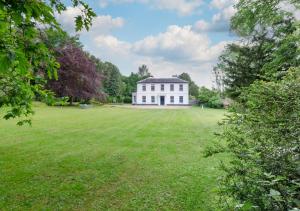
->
[0,104,228,210]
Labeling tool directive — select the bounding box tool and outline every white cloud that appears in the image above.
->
[56,7,124,35]
[210,0,237,10]
[133,25,227,63]
[94,35,131,55]
[98,0,203,15]
[194,3,236,32]
[90,25,230,87]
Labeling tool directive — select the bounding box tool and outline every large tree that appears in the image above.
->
[0,0,95,124]
[47,45,103,104]
[214,0,300,209]
[178,73,199,98]
[101,62,124,100]
[216,0,299,99]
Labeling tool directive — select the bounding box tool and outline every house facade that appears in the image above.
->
[132,77,189,106]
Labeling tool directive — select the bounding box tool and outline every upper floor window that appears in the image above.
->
[151,96,155,103]
[170,84,174,91]
[142,96,146,103]
[142,85,146,91]
[170,96,174,103]
[179,84,183,91]
[161,84,164,91]
[179,96,183,103]
[151,84,155,91]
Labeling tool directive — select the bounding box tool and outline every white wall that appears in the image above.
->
[134,83,189,105]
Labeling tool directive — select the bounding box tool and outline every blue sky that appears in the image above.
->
[57,0,238,87]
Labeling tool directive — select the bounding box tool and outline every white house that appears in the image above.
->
[132,77,189,106]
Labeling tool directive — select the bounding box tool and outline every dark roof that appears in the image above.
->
[138,77,188,84]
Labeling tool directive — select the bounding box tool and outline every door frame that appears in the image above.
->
[160,95,165,106]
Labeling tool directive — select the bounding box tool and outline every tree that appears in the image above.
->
[122,65,155,103]
[216,0,299,99]
[101,62,124,102]
[138,64,151,78]
[0,0,95,124]
[178,73,199,98]
[219,68,300,210]
[47,45,103,104]
[122,72,139,99]
[214,0,300,209]
[215,42,269,99]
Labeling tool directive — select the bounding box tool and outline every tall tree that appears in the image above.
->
[214,0,300,209]
[216,0,299,99]
[0,0,95,124]
[178,73,199,98]
[138,64,151,78]
[47,45,103,104]
[102,62,124,99]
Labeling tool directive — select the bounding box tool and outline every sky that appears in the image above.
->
[56,0,239,87]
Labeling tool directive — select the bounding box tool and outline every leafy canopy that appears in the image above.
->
[214,0,300,209]
[178,73,199,98]
[0,0,95,124]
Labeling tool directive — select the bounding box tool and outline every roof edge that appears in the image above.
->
[137,77,188,83]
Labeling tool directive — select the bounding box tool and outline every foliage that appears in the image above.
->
[215,41,271,99]
[122,66,153,101]
[178,73,199,98]
[219,68,300,210]
[43,28,83,49]
[198,87,223,108]
[216,0,299,99]
[203,141,226,158]
[122,72,140,99]
[0,0,95,124]
[138,64,151,78]
[101,62,124,102]
[216,0,300,209]
[47,45,103,104]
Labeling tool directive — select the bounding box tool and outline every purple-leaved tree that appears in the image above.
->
[47,45,104,104]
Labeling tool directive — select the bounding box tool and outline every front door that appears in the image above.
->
[160,96,165,105]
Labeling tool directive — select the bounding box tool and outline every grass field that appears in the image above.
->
[0,104,228,210]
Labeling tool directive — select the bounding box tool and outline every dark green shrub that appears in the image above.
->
[123,96,132,104]
[219,68,300,210]
[198,87,223,108]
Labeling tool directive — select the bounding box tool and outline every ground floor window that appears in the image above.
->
[134,96,136,103]
[151,96,155,103]
[142,96,146,103]
[170,96,174,103]
[179,96,183,103]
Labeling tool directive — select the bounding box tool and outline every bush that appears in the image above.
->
[123,96,132,104]
[198,87,223,108]
[219,68,300,210]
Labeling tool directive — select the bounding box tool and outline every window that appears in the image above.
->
[170,96,174,103]
[179,96,183,103]
[142,96,146,103]
[142,85,146,91]
[151,84,155,91]
[179,84,183,91]
[151,96,155,103]
[170,84,174,91]
[161,84,164,91]
[133,96,136,103]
